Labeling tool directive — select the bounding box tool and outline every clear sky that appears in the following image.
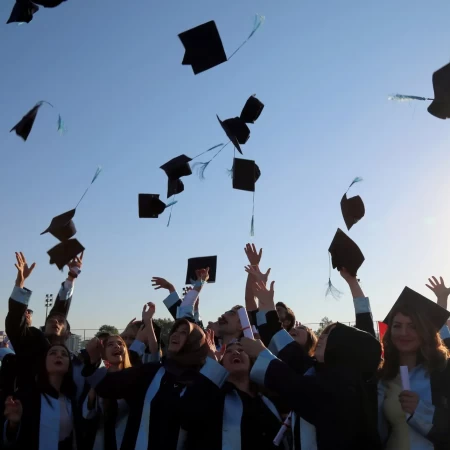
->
[1,0,450,334]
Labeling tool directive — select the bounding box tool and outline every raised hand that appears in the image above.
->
[205,329,217,360]
[68,251,83,280]
[151,277,175,293]
[85,337,103,364]
[245,265,271,285]
[14,252,36,289]
[426,276,450,299]
[142,302,156,323]
[4,397,22,425]
[195,267,210,283]
[244,243,263,266]
[240,337,266,358]
[253,280,276,311]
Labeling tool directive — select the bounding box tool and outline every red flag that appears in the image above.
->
[378,321,388,359]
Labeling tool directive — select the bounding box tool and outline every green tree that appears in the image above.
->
[96,324,119,337]
[315,316,333,336]
[153,318,175,349]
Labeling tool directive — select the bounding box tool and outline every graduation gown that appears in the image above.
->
[3,387,83,450]
[83,358,227,450]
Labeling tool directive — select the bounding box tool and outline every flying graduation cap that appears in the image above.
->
[340,177,365,231]
[179,15,265,75]
[6,0,67,24]
[41,167,102,269]
[231,158,261,235]
[10,101,66,141]
[160,155,193,198]
[388,62,450,120]
[138,194,177,219]
[185,256,217,284]
[326,228,365,299]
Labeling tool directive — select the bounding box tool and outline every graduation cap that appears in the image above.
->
[240,95,264,124]
[33,0,67,7]
[41,209,76,241]
[10,101,65,141]
[428,63,450,120]
[179,15,265,75]
[388,62,450,120]
[160,155,192,198]
[217,116,249,155]
[340,177,365,231]
[185,256,217,284]
[383,287,450,331]
[138,194,177,219]
[6,1,39,24]
[167,179,184,199]
[328,228,364,277]
[232,158,261,192]
[48,239,85,271]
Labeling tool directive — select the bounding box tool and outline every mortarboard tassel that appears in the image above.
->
[193,142,230,179]
[347,176,363,192]
[57,114,67,135]
[325,253,343,300]
[227,14,265,61]
[191,143,225,160]
[166,200,178,227]
[250,191,255,236]
[75,166,103,209]
[388,94,433,102]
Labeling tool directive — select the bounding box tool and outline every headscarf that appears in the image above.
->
[167,319,208,370]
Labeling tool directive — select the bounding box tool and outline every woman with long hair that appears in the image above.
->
[183,340,286,450]
[289,323,318,356]
[378,286,450,450]
[83,278,225,450]
[3,343,82,450]
[83,334,132,450]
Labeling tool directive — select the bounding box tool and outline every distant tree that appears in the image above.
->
[315,316,333,336]
[96,324,119,337]
[153,318,175,349]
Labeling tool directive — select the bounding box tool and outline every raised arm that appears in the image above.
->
[426,276,450,347]
[244,243,264,312]
[152,277,180,320]
[340,267,375,337]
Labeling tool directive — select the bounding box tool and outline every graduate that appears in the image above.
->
[3,344,83,450]
[183,340,287,450]
[377,280,450,450]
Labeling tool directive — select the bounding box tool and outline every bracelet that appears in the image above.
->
[194,279,206,288]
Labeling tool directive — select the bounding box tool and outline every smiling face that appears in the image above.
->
[168,323,190,353]
[46,345,70,375]
[314,324,336,363]
[289,326,308,346]
[221,343,251,374]
[390,312,421,354]
[104,336,127,366]
[217,308,242,338]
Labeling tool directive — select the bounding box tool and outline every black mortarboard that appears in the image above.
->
[139,194,173,218]
[383,287,450,330]
[428,63,450,120]
[48,239,85,270]
[217,116,249,155]
[232,158,261,192]
[341,194,365,231]
[160,155,192,181]
[7,1,39,24]
[167,179,184,199]
[41,209,76,241]
[33,0,66,7]
[240,96,264,124]
[328,228,364,277]
[178,21,227,75]
[186,256,217,284]
[10,103,42,141]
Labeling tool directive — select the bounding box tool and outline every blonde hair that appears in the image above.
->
[103,335,132,370]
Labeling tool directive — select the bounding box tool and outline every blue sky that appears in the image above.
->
[1,0,450,333]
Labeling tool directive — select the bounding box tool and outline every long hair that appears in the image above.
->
[380,305,449,380]
[299,325,318,356]
[37,344,77,403]
[102,335,132,370]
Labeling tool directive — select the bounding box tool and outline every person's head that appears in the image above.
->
[102,335,131,370]
[221,342,252,376]
[276,302,288,321]
[381,306,449,380]
[289,325,318,356]
[24,309,33,327]
[121,321,143,348]
[217,305,244,339]
[44,313,69,341]
[167,319,208,368]
[38,344,76,397]
[315,323,382,379]
[282,308,296,332]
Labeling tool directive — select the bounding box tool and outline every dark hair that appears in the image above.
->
[294,325,318,356]
[37,344,76,402]
[380,306,449,380]
[283,308,296,332]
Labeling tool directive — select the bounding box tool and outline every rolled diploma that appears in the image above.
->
[237,308,254,339]
[273,412,292,446]
[400,366,410,390]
